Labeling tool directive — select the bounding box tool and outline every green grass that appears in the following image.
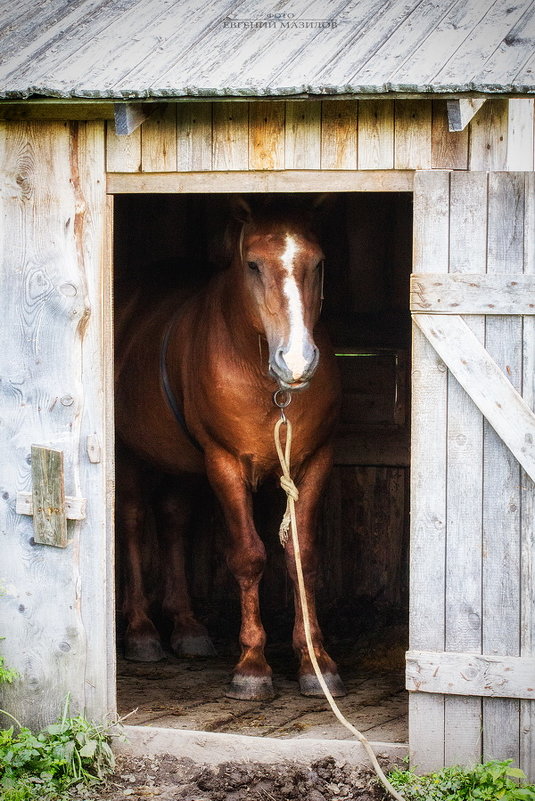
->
[388,760,535,800]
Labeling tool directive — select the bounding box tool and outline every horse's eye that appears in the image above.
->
[247,261,260,272]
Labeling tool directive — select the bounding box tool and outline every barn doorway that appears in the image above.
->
[113,191,411,743]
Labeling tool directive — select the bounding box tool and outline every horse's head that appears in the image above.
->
[233,198,325,391]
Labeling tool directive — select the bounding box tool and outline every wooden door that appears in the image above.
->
[408,171,535,778]
[0,121,113,728]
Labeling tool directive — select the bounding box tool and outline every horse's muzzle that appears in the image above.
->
[269,345,320,391]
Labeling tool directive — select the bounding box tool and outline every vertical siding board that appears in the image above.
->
[507,100,535,171]
[409,170,450,772]
[249,102,285,171]
[520,172,535,777]
[176,102,213,171]
[75,121,115,720]
[482,172,524,764]
[0,121,88,728]
[141,104,178,173]
[284,102,321,169]
[105,121,141,173]
[212,102,249,171]
[444,172,487,766]
[469,99,508,171]
[431,100,469,170]
[320,100,358,170]
[357,100,394,169]
[394,100,432,170]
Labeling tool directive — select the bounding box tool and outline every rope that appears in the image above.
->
[274,415,405,801]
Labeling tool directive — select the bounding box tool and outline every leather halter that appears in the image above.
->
[160,313,203,453]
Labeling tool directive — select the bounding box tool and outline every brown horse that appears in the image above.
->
[115,197,345,700]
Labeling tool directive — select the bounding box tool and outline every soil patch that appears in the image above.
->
[81,753,393,800]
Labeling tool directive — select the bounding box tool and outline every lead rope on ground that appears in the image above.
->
[274,414,405,801]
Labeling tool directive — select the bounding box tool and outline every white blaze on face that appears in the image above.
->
[281,234,308,380]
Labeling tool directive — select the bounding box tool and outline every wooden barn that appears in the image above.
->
[1,0,535,779]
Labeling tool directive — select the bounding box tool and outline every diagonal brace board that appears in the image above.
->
[413,314,535,483]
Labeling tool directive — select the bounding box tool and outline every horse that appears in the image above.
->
[115,196,346,700]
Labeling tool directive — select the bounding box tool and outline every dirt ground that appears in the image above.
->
[83,752,394,800]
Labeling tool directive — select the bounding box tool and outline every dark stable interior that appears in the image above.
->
[113,192,412,739]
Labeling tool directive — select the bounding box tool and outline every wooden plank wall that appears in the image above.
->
[0,120,112,728]
[410,171,535,777]
[105,99,516,174]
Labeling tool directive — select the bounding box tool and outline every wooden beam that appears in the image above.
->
[447,98,486,132]
[413,313,535,482]
[114,103,158,136]
[407,650,535,700]
[410,272,535,314]
[16,492,86,520]
[106,169,414,194]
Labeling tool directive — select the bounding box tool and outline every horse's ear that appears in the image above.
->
[231,195,253,223]
[312,193,333,209]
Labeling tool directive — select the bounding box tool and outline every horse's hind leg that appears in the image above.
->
[155,476,216,657]
[117,450,165,662]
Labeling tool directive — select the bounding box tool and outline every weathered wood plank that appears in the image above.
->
[30,446,67,547]
[444,170,486,767]
[75,122,115,721]
[409,170,450,772]
[105,120,141,173]
[176,102,213,171]
[469,99,508,170]
[431,100,468,170]
[413,313,535,483]
[520,172,535,778]
[212,102,249,171]
[141,104,177,172]
[285,102,321,169]
[447,99,486,132]
[106,170,414,194]
[249,102,285,171]
[394,100,432,169]
[320,100,357,170]
[482,172,524,765]
[407,651,535,700]
[507,99,535,171]
[357,100,394,170]
[410,273,535,314]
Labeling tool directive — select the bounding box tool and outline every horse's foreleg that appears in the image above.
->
[205,450,273,700]
[155,477,216,657]
[117,453,165,662]
[286,446,346,697]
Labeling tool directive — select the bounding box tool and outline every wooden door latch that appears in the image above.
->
[16,446,86,548]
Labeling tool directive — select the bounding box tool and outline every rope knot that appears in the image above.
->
[280,474,299,503]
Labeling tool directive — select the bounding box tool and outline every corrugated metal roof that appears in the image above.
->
[1,0,534,100]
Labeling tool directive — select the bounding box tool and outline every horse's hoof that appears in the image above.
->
[124,639,165,662]
[299,672,347,698]
[225,674,275,701]
[172,634,217,658]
